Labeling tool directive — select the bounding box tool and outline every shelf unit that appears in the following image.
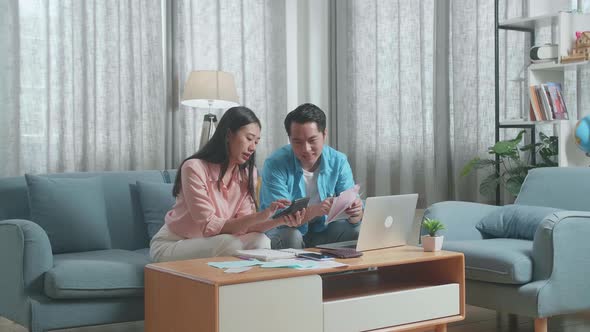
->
[494,1,590,204]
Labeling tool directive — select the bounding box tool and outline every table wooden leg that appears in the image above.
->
[434,324,447,332]
[534,318,547,332]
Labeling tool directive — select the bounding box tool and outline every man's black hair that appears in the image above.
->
[283,103,326,136]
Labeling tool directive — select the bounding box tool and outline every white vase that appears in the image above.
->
[422,235,444,252]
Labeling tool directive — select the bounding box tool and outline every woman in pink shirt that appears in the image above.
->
[150,107,305,262]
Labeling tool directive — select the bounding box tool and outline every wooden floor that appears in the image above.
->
[1,306,590,331]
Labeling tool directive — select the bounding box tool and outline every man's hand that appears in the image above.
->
[345,197,363,224]
[319,197,334,215]
[309,197,334,218]
[297,197,334,224]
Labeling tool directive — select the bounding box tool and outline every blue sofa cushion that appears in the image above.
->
[44,249,151,299]
[136,181,174,239]
[443,239,533,284]
[476,204,562,240]
[25,174,111,254]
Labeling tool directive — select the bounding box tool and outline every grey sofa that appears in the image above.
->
[0,170,177,332]
[423,167,590,332]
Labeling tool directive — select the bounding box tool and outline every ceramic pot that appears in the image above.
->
[422,235,444,252]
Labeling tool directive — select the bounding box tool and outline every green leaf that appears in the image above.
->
[506,177,524,196]
[460,158,497,176]
[422,218,446,237]
[506,165,529,177]
[480,173,500,197]
[460,158,478,176]
[520,142,542,152]
[491,140,518,155]
[491,131,525,157]
[469,130,559,200]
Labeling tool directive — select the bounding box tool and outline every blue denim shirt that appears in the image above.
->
[260,144,355,235]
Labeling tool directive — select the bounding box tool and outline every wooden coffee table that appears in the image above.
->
[145,246,464,332]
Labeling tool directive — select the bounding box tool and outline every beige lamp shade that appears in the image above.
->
[181,70,239,109]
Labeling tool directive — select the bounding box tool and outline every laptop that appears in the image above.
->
[316,193,418,252]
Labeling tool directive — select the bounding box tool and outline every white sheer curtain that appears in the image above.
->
[333,0,508,206]
[171,0,289,168]
[449,0,499,203]
[334,0,588,206]
[334,0,445,207]
[456,0,590,203]
[0,0,165,177]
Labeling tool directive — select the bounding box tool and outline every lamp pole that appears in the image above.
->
[199,100,218,149]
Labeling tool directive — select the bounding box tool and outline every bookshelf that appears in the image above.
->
[498,14,557,30]
[494,1,590,204]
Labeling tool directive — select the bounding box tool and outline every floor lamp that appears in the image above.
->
[181,70,239,149]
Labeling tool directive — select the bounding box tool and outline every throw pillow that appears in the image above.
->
[476,204,562,240]
[25,174,112,254]
[136,181,175,239]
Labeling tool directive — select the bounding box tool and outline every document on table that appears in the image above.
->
[326,185,360,224]
[259,259,317,269]
[224,266,253,273]
[295,260,349,270]
[207,260,262,269]
[259,259,348,270]
[207,255,348,272]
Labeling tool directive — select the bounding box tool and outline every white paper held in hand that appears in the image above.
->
[326,184,360,224]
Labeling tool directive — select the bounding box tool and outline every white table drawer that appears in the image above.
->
[323,283,459,332]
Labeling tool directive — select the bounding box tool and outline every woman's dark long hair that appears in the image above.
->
[172,106,261,209]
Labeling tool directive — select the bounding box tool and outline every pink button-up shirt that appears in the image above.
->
[165,159,257,238]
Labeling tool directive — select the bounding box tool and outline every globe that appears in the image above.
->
[574,115,590,156]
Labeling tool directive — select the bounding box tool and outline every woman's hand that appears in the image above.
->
[262,199,291,220]
[346,198,363,224]
[280,208,306,227]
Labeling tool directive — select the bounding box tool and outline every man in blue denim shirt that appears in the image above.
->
[260,103,363,249]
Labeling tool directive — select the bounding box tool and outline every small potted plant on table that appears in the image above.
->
[421,218,446,252]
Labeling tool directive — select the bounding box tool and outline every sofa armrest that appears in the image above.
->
[423,201,500,241]
[0,219,53,325]
[525,211,590,316]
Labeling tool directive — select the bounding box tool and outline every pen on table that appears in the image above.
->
[235,255,255,261]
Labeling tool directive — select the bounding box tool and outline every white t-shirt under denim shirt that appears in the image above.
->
[302,168,321,206]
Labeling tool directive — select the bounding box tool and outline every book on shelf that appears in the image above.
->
[529,85,545,121]
[547,82,569,120]
[540,85,556,120]
[528,82,568,121]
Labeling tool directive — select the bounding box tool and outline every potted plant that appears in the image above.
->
[461,130,558,198]
[421,218,446,252]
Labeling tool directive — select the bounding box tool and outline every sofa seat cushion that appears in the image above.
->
[44,249,150,299]
[443,238,533,284]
